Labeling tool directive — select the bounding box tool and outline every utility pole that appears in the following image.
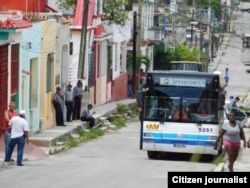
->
[78,0,89,79]
[136,0,142,92]
[208,4,213,64]
[172,12,176,43]
[190,9,194,47]
[199,17,203,62]
[200,26,202,53]
[163,15,167,43]
[133,12,137,97]
[170,0,177,45]
[222,2,226,42]
[211,31,214,63]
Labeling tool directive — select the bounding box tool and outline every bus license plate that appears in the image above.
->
[174,144,186,148]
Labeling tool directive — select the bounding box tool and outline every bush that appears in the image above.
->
[107,115,115,122]
[77,129,106,142]
[111,118,126,129]
[117,103,128,114]
[131,103,138,116]
[66,136,80,148]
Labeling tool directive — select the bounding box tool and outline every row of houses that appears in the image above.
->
[0,0,166,135]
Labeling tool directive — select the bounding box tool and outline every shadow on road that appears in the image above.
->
[151,152,216,163]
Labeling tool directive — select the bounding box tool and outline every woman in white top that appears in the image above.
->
[214,112,246,172]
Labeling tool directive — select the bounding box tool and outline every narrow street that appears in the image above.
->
[1,2,250,188]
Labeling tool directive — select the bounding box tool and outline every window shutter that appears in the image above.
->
[46,54,53,93]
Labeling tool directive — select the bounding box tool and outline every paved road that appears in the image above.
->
[0,119,216,188]
[4,5,250,187]
[216,9,250,104]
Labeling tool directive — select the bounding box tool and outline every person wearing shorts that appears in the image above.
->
[214,112,246,172]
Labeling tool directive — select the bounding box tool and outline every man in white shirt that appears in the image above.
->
[4,110,29,166]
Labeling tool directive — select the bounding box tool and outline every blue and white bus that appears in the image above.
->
[137,70,226,159]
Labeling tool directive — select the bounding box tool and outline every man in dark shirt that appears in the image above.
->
[73,80,83,120]
[53,87,65,126]
[64,84,74,122]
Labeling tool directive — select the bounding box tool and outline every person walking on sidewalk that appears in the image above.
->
[225,63,229,74]
[64,84,74,122]
[53,86,65,126]
[224,73,229,86]
[214,112,246,172]
[73,80,84,120]
[4,110,29,166]
[230,96,240,108]
[1,101,17,161]
[230,96,240,115]
[81,104,96,128]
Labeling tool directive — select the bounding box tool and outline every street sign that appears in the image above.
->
[170,2,178,14]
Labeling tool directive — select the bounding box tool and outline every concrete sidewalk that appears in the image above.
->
[28,98,136,148]
[0,98,136,162]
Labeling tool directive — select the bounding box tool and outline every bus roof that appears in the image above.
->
[146,71,221,88]
[147,70,217,77]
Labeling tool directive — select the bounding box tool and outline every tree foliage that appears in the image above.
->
[195,0,221,19]
[56,0,77,11]
[56,0,130,25]
[154,43,209,70]
[103,0,129,25]
[137,55,151,71]
[127,54,151,71]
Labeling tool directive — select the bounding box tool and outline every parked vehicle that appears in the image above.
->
[242,33,250,48]
[224,100,248,127]
[169,61,207,72]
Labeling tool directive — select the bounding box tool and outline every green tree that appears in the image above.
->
[126,54,151,72]
[136,55,151,71]
[56,0,130,25]
[154,43,209,70]
[56,0,77,11]
[103,0,129,25]
[195,0,221,19]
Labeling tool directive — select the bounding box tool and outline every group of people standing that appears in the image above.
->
[0,80,95,166]
[1,101,29,166]
[52,80,84,126]
[53,80,96,128]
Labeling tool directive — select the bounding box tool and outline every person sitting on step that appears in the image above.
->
[81,104,96,128]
